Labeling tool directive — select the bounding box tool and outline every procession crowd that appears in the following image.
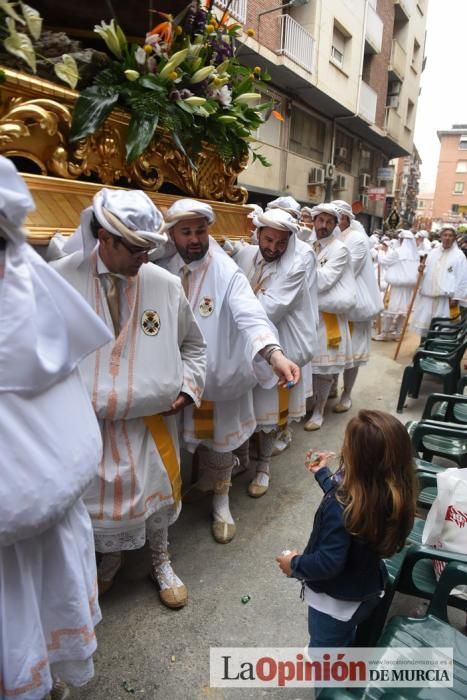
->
[0,155,466,699]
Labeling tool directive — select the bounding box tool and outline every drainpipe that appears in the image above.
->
[325,0,369,201]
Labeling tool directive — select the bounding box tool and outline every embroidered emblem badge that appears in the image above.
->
[199,296,214,317]
[447,266,453,273]
[141,309,161,336]
[319,257,328,267]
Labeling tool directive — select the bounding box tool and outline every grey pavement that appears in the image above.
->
[72,333,463,700]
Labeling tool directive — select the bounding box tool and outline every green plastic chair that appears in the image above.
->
[421,392,467,425]
[325,563,467,700]
[396,339,467,413]
[408,420,467,468]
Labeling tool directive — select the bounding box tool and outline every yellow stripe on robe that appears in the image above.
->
[449,303,460,320]
[322,312,342,348]
[278,386,289,428]
[193,400,214,440]
[348,321,353,336]
[144,414,181,505]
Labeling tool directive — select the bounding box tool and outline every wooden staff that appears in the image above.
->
[393,255,427,361]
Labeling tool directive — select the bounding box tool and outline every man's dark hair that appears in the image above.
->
[90,212,102,239]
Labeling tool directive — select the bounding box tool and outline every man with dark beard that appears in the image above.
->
[159,198,300,544]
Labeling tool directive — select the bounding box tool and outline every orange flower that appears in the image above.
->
[148,14,173,45]
[246,28,255,38]
[272,110,285,122]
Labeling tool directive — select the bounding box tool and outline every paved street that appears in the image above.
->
[72,334,453,700]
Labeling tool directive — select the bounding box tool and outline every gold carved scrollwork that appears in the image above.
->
[0,69,248,203]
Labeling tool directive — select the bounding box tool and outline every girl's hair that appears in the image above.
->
[337,410,417,558]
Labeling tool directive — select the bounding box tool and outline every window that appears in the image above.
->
[289,108,326,161]
[334,130,353,173]
[331,24,348,68]
[459,135,467,150]
[456,161,467,173]
[417,200,424,208]
[359,148,374,175]
[454,182,464,194]
[412,38,420,70]
[406,99,414,128]
[451,204,460,214]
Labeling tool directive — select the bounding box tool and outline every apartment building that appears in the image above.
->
[415,191,434,229]
[432,124,467,223]
[221,0,428,230]
[387,146,422,228]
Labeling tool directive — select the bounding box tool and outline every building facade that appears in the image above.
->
[218,0,428,231]
[415,191,434,229]
[432,124,467,224]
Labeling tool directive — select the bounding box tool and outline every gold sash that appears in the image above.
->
[278,386,289,429]
[144,414,181,504]
[450,303,460,320]
[193,400,215,440]
[322,312,342,348]
[348,321,354,336]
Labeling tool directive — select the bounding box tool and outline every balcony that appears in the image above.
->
[385,107,402,143]
[359,81,377,124]
[277,15,314,74]
[215,0,247,23]
[394,0,411,22]
[389,39,407,82]
[365,3,383,54]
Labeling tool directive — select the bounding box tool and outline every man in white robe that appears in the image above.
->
[305,204,355,431]
[232,208,317,497]
[160,199,300,543]
[52,189,207,609]
[415,230,432,255]
[0,158,112,698]
[373,230,419,341]
[411,224,467,335]
[266,195,301,220]
[331,200,382,412]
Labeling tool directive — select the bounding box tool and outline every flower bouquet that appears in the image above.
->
[70,0,276,167]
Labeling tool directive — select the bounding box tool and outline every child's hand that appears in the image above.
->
[276,549,299,576]
[305,450,336,473]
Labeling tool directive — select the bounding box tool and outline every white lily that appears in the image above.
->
[0,0,24,24]
[190,65,215,84]
[94,19,127,59]
[159,48,189,79]
[124,69,140,81]
[183,96,207,106]
[234,92,263,106]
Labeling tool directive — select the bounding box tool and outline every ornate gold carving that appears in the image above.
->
[0,69,248,203]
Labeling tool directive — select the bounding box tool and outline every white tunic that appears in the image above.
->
[336,223,382,368]
[411,243,467,334]
[160,239,279,453]
[312,235,355,374]
[52,251,206,551]
[0,242,111,697]
[381,239,419,316]
[234,236,317,428]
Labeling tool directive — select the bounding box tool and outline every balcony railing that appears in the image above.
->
[385,107,402,142]
[365,3,383,53]
[215,0,247,24]
[389,39,407,81]
[277,15,314,73]
[359,81,377,124]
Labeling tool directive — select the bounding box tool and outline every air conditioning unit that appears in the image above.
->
[360,194,369,209]
[336,147,347,159]
[334,175,346,190]
[360,173,370,189]
[308,167,325,185]
[324,163,335,179]
[388,95,400,109]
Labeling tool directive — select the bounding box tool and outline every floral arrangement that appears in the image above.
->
[70,1,277,165]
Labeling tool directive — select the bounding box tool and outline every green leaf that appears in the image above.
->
[70,85,119,141]
[125,112,158,162]
[21,2,42,39]
[4,17,36,72]
[172,129,197,171]
[138,74,165,92]
[54,54,79,89]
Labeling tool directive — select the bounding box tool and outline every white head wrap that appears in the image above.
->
[331,199,355,221]
[300,206,314,218]
[399,229,414,240]
[253,208,300,235]
[64,188,167,259]
[309,203,340,220]
[164,198,215,230]
[440,224,457,235]
[266,196,301,218]
[416,230,429,239]
[245,203,263,220]
[0,157,34,245]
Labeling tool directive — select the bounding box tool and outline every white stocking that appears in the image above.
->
[309,375,334,426]
[204,449,235,525]
[147,525,183,590]
[339,367,359,408]
[97,551,123,582]
[252,431,276,488]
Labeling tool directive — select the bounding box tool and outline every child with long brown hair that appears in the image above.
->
[276,409,417,647]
